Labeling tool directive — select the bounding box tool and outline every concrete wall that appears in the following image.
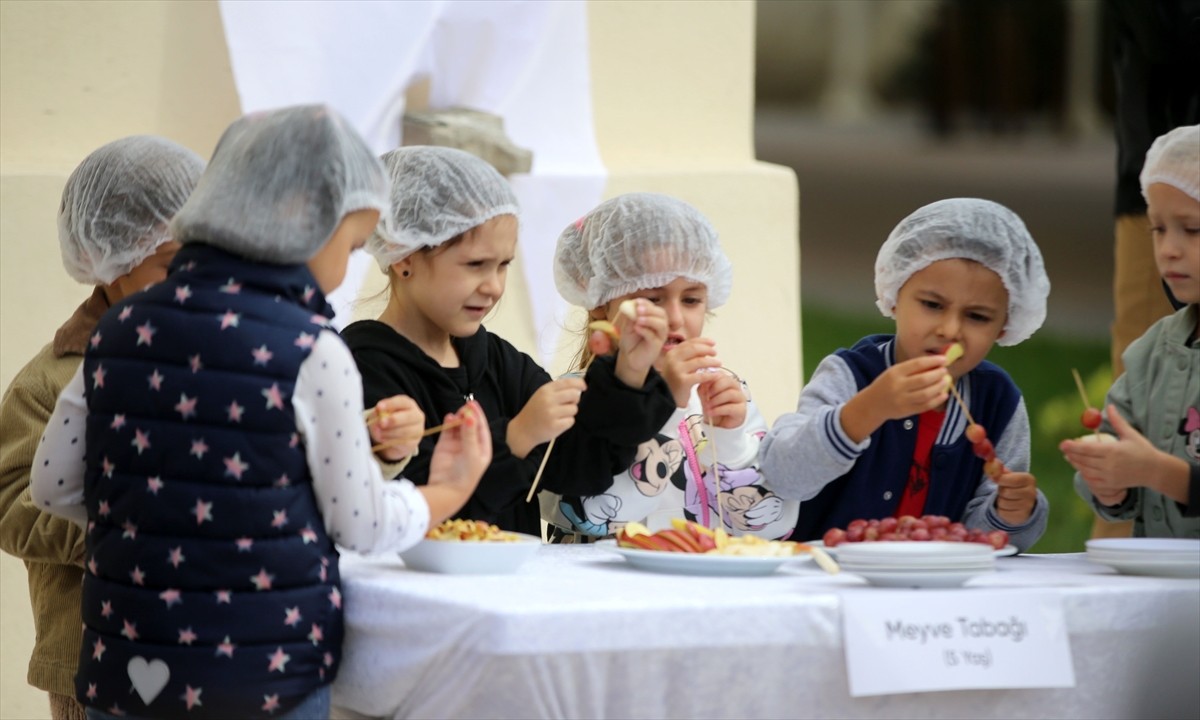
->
[0,3,797,717]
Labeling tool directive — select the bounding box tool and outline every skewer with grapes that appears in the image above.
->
[940,342,1007,479]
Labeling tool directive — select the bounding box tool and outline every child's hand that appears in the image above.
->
[369,395,425,462]
[698,369,747,429]
[1059,404,1157,506]
[508,377,587,458]
[661,337,721,407]
[841,356,949,443]
[992,470,1038,525]
[613,299,668,389]
[426,401,492,499]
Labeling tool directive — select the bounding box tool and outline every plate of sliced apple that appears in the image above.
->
[612,519,838,577]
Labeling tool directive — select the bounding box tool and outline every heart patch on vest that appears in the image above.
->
[127,656,170,705]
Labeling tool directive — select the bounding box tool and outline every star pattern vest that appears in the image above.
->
[77,244,343,718]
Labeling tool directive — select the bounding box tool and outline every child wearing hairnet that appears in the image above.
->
[343,147,676,537]
[1061,125,1200,537]
[29,106,490,720]
[0,135,202,720]
[544,192,800,541]
[761,198,1051,552]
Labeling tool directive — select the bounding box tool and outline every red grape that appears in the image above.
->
[1081,407,1102,430]
[972,438,995,460]
[823,527,847,547]
[965,424,987,444]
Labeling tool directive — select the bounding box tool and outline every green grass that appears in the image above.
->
[800,303,1111,553]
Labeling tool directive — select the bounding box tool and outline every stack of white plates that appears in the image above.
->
[1085,538,1200,578]
[837,541,996,588]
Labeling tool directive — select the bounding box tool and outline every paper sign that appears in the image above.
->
[841,590,1075,697]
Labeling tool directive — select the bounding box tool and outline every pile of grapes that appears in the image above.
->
[822,515,1008,550]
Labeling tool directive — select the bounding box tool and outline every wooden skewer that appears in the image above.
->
[370,419,464,453]
[1070,368,1090,409]
[946,379,977,427]
[525,437,555,503]
[1071,368,1102,437]
[525,354,598,503]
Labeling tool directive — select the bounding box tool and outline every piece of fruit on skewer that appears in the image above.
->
[586,299,638,356]
[939,342,964,391]
[528,301,640,503]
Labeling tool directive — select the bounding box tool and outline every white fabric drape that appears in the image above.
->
[218,0,606,366]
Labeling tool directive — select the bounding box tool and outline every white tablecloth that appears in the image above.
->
[330,545,1200,720]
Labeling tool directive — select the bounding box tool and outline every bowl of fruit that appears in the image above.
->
[400,519,541,575]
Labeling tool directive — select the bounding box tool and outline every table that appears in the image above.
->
[330,545,1200,720]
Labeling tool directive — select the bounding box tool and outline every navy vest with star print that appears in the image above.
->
[77,244,343,719]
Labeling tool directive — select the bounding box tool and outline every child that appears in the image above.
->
[342,147,676,537]
[29,106,491,720]
[0,136,203,720]
[760,198,1051,552]
[543,192,800,541]
[1061,124,1200,537]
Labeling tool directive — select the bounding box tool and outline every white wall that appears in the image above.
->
[0,3,797,717]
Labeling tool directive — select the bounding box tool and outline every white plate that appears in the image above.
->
[612,547,810,577]
[838,559,995,573]
[811,540,1017,558]
[850,567,993,588]
[1086,557,1200,578]
[399,533,541,574]
[1086,538,1200,557]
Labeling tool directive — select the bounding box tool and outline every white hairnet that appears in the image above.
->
[171,104,391,264]
[1140,124,1200,202]
[58,135,204,285]
[365,146,518,270]
[874,198,1049,346]
[554,192,732,309]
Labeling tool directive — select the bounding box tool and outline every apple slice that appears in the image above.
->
[941,342,964,364]
[1077,432,1117,443]
[657,529,703,553]
[618,299,638,320]
[623,521,651,538]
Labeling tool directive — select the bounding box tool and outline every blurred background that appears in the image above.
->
[753,0,1121,552]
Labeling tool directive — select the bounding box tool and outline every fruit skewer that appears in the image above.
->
[370,419,465,453]
[941,343,1006,479]
[1071,368,1103,435]
[525,300,638,502]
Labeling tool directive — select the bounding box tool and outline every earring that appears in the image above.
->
[401,270,410,278]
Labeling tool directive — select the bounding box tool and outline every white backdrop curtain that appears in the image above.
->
[218,0,606,366]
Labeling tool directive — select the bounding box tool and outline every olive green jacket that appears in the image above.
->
[0,289,106,694]
[1075,305,1200,538]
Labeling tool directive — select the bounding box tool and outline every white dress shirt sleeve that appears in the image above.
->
[30,366,89,528]
[293,330,431,555]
